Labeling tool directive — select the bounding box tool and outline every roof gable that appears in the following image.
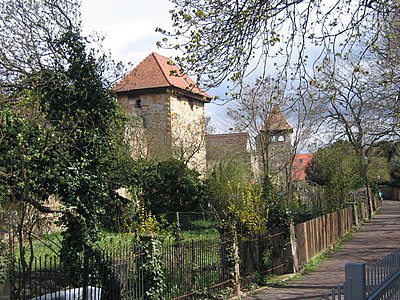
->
[292,153,313,181]
[206,132,250,161]
[114,52,211,101]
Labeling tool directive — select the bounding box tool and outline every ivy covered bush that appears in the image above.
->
[133,159,207,215]
[0,237,7,284]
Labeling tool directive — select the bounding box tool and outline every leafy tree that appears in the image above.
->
[157,0,395,91]
[307,140,390,210]
[225,181,268,235]
[307,50,399,215]
[376,141,400,187]
[0,97,60,214]
[206,160,253,213]
[205,160,271,235]
[307,141,363,210]
[0,0,131,287]
[390,154,400,187]
[135,159,207,215]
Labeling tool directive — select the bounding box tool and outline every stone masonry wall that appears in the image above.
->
[118,92,207,173]
[169,94,207,174]
[118,93,172,161]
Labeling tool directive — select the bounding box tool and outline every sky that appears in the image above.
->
[81,0,231,132]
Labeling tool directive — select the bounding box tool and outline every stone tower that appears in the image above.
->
[256,104,293,183]
[114,52,211,173]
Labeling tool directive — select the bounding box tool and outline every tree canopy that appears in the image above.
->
[158,0,397,91]
[135,159,207,215]
[308,53,400,154]
[307,140,390,209]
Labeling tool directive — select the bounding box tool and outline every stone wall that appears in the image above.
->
[169,94,206,174]
[118,93,173,161]
[118,92,207,173]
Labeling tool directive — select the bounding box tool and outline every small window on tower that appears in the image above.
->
[278,135,285,142]
[189,99,194,110]
[135,99,142,108]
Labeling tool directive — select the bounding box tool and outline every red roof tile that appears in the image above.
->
[292,153,313,181]
[114,52,211,101]
[263,104,293,132]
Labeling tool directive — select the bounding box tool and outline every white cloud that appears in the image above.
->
[81,0,175,65]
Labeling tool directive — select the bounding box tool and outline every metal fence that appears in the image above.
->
[162,238,231,299]
[344,248,400,300]
[8,204,363,299]
[10,237,233,300]
[239,228,292,281]
[11,244,144,300]
[365,248,400,299]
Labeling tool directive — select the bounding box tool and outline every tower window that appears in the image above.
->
[135,99,142,108]
[270,134,286,142]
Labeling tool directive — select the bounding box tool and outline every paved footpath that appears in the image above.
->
[243,200,400,300]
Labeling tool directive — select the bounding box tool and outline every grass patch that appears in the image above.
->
[15,223,221,268]
[181,227,219,240]
[303,230,353,274]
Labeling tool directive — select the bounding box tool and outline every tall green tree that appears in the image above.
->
[307,140,390,210]
[307,141,363,210]
[0,0,131,286]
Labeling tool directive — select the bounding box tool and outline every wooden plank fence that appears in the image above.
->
[292,206,354,270]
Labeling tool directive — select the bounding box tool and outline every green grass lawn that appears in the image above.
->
[15,221,221,269]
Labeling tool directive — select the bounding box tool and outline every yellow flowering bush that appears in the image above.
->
[226,181,269,234]
[138,205,158,234]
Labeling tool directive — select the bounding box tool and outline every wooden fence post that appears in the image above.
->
[353,202,359,226]
[232,227,242,297]
[289,224,299,273]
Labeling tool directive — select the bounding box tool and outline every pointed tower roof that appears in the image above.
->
[114,52,211,102]
[263,104,292,132]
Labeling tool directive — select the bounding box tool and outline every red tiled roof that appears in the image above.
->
[206,132,250,161]
[114,52,211,101]
[264,104,293,132]
[292,153,313,181]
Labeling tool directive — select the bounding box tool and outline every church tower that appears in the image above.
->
[256,104,293,183]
